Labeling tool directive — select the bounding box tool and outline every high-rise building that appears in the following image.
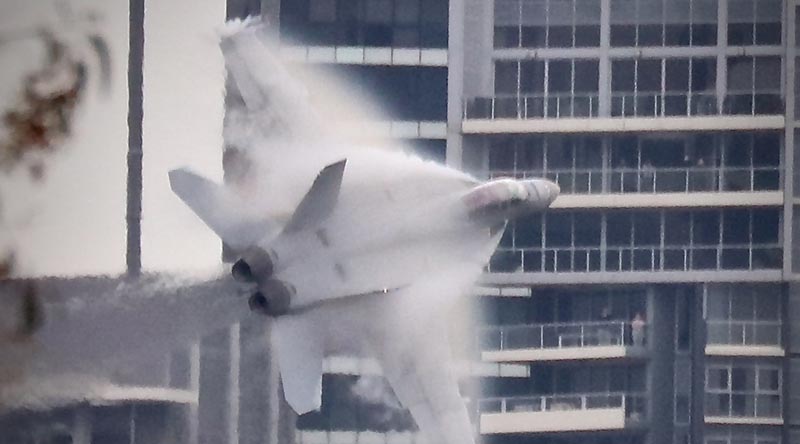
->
[3,2,797,444]
[264,1,799,444]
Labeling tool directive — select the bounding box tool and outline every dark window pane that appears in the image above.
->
[520,61,546,93]
[495,61,519,94]
[521,26,547,47]
[665,24,690,46]
[691,24,717,45]
[516,214,543,248]
[723,209,750,244]
[574,212,601,247]
[575,25,601,47]
[494,27,520,48]
[607,212,633,246]
[728,23,754,45]
[574,61,599,93]
[548,60,572,93]
[638,24,663,46]
[611,25,637,46]
[634,212,661,246]
[612,60,636,92]
[665,59,690,92]
[752,209,779,243]
[665,212,691,245]
[693,211,720,245]
[691,58,716,92]
[545,213,572,248]
[638,59,662,92]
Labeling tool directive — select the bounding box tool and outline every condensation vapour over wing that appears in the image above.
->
[221,20,483,413]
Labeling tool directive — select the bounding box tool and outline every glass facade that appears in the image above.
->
[273,1,795,444]
[705,361,782,420]
[486,132,782,194]
[339,65,448,120]
[705,284,782,347]
[280,0,448,47]
[490,208,781,273]
[464,0,786,120]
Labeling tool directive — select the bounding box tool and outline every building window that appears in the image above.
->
[728,0,782,46]
[279,0,448,48]
[491,59,600,118]
[486,132,781,195]
[705,284,782,347]
[489,209,782,273]
[611,57,717,118]
[725,56,783,115]
[705,362,782,419]
[340,66,447,120]
[610,0,718,47]
[494,0,602,49]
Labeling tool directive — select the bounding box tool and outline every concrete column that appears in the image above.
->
[72,407,92,444]
[447,0,467,169]
[783,1,796,274]
[690,285,706,444]
[189,343,201,444]
[649,285,675,444]
[228,324,241,444]
[598,0,611,117]
[715,0,727,113]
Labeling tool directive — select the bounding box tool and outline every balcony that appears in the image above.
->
[488,244,782,275]
[705,393,783,426]
[297,431,422,444]
[479,321,647,362]
[321,356,529,378]
[479,392,647,434]
[462,93,784,134]
[487,166,781,209]
[280,45,448,66]
[706,320,784,357]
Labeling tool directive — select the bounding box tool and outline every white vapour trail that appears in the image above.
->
[0,271,249,410]
[219,21,484,429]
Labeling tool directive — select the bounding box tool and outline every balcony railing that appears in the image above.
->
[479,321,644,351]
[479,392,647,421]
[464,93,599,120]
[705,393,782,421]
[706,320,782,348]
[489,244,783,274]
[463,92,783,120]
[489,165,780,194]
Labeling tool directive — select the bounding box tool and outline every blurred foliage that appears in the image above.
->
[0,8,110,330]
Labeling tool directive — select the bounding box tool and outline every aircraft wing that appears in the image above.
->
[378,319,476,444]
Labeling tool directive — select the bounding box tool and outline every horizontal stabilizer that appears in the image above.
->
[169,168,270,251]
[282,159,346,234]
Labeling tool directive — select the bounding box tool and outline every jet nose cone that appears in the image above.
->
[544,180,560,205]
[525,179,560,208]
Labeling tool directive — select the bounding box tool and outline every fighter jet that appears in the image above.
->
[168,23,559,443]
[170,155,558,444]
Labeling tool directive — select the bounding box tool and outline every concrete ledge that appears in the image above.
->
[481,408,627,434]
[704,416,783,426]
[705,345,785,357]
[479,270,784,286]
[482,345,647,363]
[462,115,784,134]
[551,191,782,209]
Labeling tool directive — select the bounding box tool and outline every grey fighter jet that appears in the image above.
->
[170,154,559,444]
[171,19,561,444]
